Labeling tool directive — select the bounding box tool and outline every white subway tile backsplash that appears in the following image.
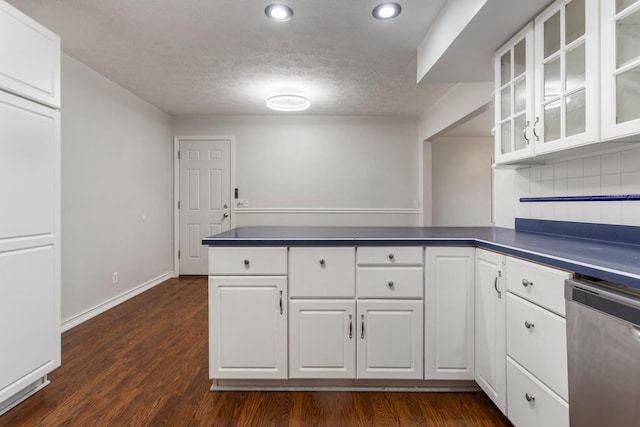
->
[601,152,622,175]
[553,202,568,220]
[621,202,640,226]
[601,173,621,195]
[583,156,601,176]
[541,202,554,219]
[567,177,584,196]
[601,202,622,224]
[567,158,584,178]
[541,164,554,180]
[517,168,530,183]
[583,176,601,195]
[530,166,541,182]
[553,161,568,179]
[621,148,640,173]
[554,179,568,196]
[583,203,601,223]
[530,181,542,197]
[622,171,640,193]
[541,180,554,196]
[567,203,583,221]
[530,203,542,219]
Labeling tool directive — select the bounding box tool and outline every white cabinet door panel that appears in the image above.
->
[289,300,356,378]
[209,276,287,379]
[289,247,355,298]
[357,300,423,379]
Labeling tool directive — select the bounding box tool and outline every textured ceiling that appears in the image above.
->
[8,0,461,116]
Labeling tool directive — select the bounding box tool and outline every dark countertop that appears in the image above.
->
[202,225,640,291]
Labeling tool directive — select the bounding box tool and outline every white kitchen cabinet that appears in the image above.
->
[356,300,423,379]
[289,300,356,379]
[0,1,60,108]
[0,0,60,415]
[494,23,536,164]
[289,247,355,298]
[209,276,288,379]
[601,0,640,141]
[475,249,507,414]
[424,247,475,380]
[534,0,599,155]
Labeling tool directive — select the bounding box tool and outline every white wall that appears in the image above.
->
[431,136,494,226]
[171,115,422,226]
[509,147,640,226]
[61,54,173,329]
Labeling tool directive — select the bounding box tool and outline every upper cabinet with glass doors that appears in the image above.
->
[494,24,535,164]
[534,0,599,155]
[601,0,640,141]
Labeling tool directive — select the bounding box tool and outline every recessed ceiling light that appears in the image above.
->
[265,4,293,22]
[266,94,310,112]
[372,2,402,20]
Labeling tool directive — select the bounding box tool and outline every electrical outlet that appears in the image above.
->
[237,199,249,207]
[112,272,119,284]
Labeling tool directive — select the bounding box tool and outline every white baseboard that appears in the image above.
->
[61,271,174,332]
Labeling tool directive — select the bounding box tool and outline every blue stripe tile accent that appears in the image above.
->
[515,218,640,246]
[520,194,640,202]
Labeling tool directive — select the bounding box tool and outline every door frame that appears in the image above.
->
[173,136,236,276]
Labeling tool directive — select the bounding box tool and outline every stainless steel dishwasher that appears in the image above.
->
[565,278,640,427]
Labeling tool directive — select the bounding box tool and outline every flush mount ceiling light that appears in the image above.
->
[265,4,293,22]
[372,2,402,20]
[266,94,310,112]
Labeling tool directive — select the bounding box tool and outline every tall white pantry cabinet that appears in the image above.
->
[0,0,61,415]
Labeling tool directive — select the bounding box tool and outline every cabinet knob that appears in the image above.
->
[522,278,533,287]
[243,259,250,266]
[524,320,535,329]
[388,253,395,261]
[525,393,536,403]
[319,258,326,266]
[387,281,394,289]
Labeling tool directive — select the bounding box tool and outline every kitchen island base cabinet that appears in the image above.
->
[356,300,423,380]
[475,249,507,414]
[289,300,356,379]
[425,247,475,380]
[209,276,287,380]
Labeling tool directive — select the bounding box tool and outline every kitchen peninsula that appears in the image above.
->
[203,220,640,427]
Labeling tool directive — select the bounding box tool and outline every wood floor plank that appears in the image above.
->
[0,276,511,426]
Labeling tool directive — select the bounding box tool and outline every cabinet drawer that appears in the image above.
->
[289,247,355,298]
[357,267,423,299]
[506,293,568,401]
[507,357,569,427]
[209,247,287,275]
[506,257,571,316]
[357,246,422,266]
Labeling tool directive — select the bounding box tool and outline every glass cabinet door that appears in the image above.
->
[601,0,640,140]
[534,0,598,153]
[494,24,534,164]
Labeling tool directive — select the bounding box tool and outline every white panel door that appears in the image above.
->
[356,300,423,379]
[209,276,287,379]
[289,300,356,378]
[425,247,475,380]
[179,138,231,275]
[475,249,507,414]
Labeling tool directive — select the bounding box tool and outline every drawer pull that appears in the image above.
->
[388,253,395,261]
[525,393,536,403]
[319,258,326,266]
[387,281,394,289]
[243,259,250,267]
[524,320,535,329]
[349,314,353,339]
[279,290,283,315]
[522,278,533,287]
[361,314,365,339]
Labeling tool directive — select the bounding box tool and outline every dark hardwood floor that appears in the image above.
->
[1,276,511,426]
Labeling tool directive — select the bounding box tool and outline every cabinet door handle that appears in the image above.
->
[279,290,283,315]
[532,117,540,141]
[349,314,353,339]
[523,120,530,144]
[360,314,365,339]
[525,393,535,403]
[524,320,535,329]
[522,278,533,287]
[494,271,502,299]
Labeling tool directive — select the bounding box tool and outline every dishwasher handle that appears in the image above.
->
[565,279,640,327]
